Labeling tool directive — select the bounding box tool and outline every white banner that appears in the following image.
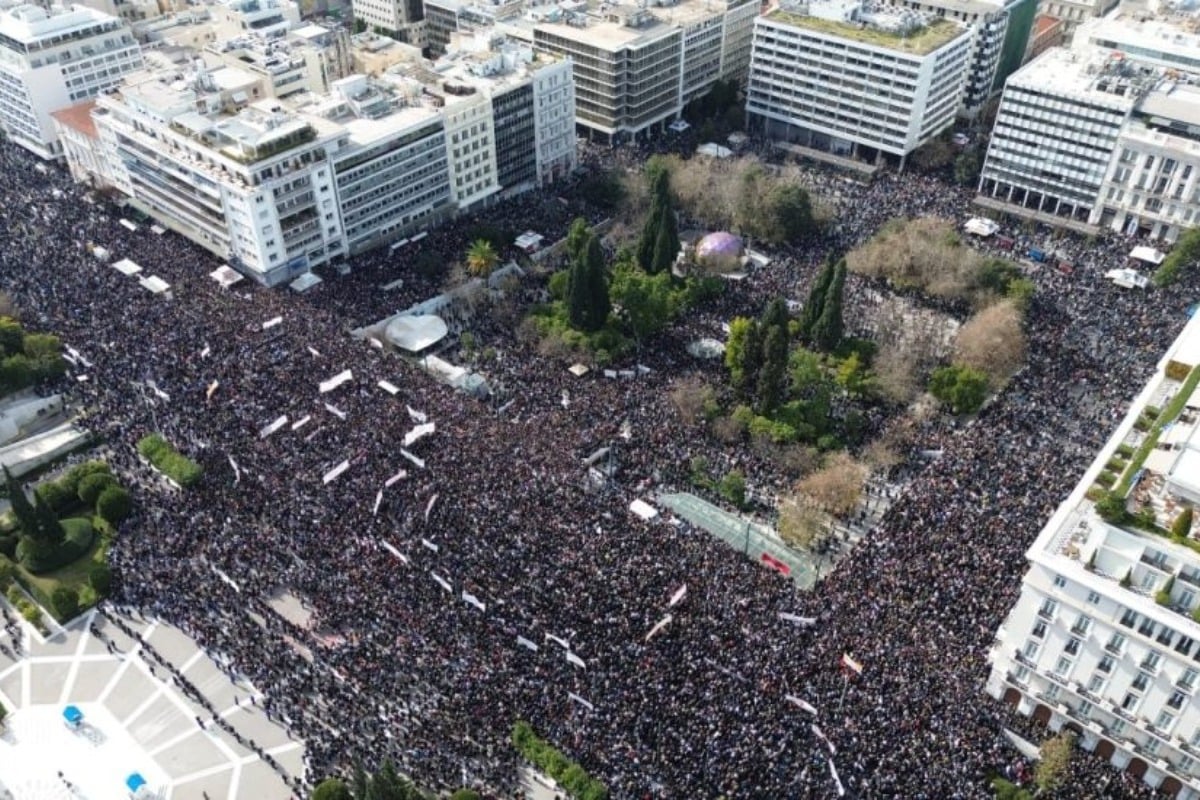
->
[407,406,427,423]
[262,316,283,330]
[568,692,594,712]
[308,346,321,357]
[384,469,408,488]
[324,403,347,420]
[381,540,408,564]
[404,422,436,447]
[431,573,452,592]
[668,584,687,607]
[462,591,485,612]
[378,380,399,395]
[200,345,211,359]
[421,538,439,553]
[812,723,836,754]
[545,633,570,650]
[400,449,425,469]
[322,460,350,484]
[424,494,438,522]
[779,613,817,627]
[319,369,353,394]
[516,635,539,652]
[291,415,311,431]
[566,652,586,670]
[228,456,241,485]
[784,694,818,716]
[206,380,220,401]
[829,759,844,797]
[259,415,289,439]
[213,567,241,593]
[373,490,383,517]
[645,614,673,642]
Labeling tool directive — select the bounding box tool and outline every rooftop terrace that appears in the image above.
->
[765,8,964,55]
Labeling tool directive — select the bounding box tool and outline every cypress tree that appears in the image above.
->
[567,232,609,332]
[738,320,763,400]
[799,256,836,343]
[761,296,789,333]
[636,170,668,271]
[756,324,788,415]
[650,205,679,274]
[33,495,64,547]
[5,466,35,537]
[812,259,846,352]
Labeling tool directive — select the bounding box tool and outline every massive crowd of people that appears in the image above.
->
[0,134,1193,800]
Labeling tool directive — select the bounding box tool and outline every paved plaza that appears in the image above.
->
[0,606,303,799]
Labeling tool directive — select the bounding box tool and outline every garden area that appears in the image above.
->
[137,433,203,488]
[0,459,130,623]
[0,312,67,397]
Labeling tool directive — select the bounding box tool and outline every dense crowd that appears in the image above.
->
[0,135,1192,800]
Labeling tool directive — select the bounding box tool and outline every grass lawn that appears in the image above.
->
[16,518,105,620]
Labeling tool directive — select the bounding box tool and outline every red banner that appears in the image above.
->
[760,553,791,576]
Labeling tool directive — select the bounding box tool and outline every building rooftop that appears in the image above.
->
[1138,80,1200,128]
[532,9,674,48]
[0,3,123,45]
[51,99,98,139]
[765,1,966,55]
[1076,12,1200,71]
[1009,44,1159,108]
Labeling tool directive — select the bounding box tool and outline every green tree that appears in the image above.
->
[991,777,1033,800]
[566,233,610,333]
[1155,226,1200,286]
[312,778,353,800]
[465,239,499,278]
[88,563,112,595]
[765,184,815,242]
[32,495,64,547]
[756,324,788,415]
[0,354,31,394]
[78,472,116,506]
[451,791,481,800]
[928,364,989,415]
[954,151,981,187]
[835,352,872,398]
[51,585,79,620]
[23,333,64,380]
[638,167,679,274]
[0,317,22,357]
[651,205,680,274]
[5,466,35,537]
[566,217,590,265]
[1034,732,1075,794]
[96,486,132,525]
[610,266,674,344]
[811,259,846,352]
[1096,490,1128,524]
[725,317,755,393]
[799,257,835,343]
[1157,574,1176,606]
[718,470,746,508]
[1173,507,1194,541]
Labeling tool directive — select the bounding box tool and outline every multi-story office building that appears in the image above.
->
[977,45,1142,223]
[889,0,1037,116]
[53,36,573,284]
[0,3,143,158]
[1037,0,1118,36]
[204,29,352,99]
[1074,13,1200,76]
[987,311,1200,800]
[423,0,522,56]
[745,0,972,164]
[351,0,424,44]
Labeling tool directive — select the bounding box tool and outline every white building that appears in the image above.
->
[0,3,142,159]
[53,36,574,284]
[977,45,1141,224]
[745,0,972,163]
[1037,0,1118,36]
[351,0,424,44]
[987,312,1200,800]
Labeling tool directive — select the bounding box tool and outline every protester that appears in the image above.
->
[0,135,1184,800]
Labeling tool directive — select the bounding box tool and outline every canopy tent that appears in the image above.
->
[668,120,690,132]
[112,259,142,276]
[150,224,166,235]
[515,231,544,253]
[697,142,733,159]
[568,363,590,377]
[630,499,659,520]
[62,705,83,727]
[118,218,138,232]
[1106,268,1150,289]
[385,314,449,353]
[290,272,323,293]
[964,218,1000,237]
[138,275,171,295]
[91,246,110,262]
[209,265,244,288]
[125,773,146,793]
[1130,245,1166,265]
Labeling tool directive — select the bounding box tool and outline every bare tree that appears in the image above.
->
[953,299,1027,388]
[711,414,745,444]
[669,378,716,424]
[846,217,988,303]
[795,452,869,517]
[777,495,828,549]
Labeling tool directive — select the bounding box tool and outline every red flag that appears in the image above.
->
[760,553,791,576]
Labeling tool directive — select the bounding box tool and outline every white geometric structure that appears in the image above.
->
[987,311,1200,799]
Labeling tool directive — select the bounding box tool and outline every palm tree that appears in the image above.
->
[465,239,499,278]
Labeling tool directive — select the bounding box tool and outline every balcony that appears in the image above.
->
[1111,703,1138,724]
[1013,649,1036,668]
[1105,642,1125,656]
[1037,606,1056,622]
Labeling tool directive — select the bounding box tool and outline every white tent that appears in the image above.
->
[964,218,1000,237]
[1105,268,1149,289]
[290,272,323,293]
[697,142,733,159]
[1130,245,1166,265]
[385,315,449,352]
[630,499,659,520]
[515,231,544,253]
[668,120,690,132]
[112,258,142,276]
[138,275,171,295]
[209,265,244,288]
[91,246,110,262]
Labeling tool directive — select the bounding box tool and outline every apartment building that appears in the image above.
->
[745,0,972,163]
[0,3,143,158]
[204,29,351,98]
[351,0,424,44]
[1037,0,1118,36]
[987,312,1200,800]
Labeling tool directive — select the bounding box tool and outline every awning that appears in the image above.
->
[209,265,244,288]
[290,272,323,293]
[385,314,448,352]
[1130,245,1166,265]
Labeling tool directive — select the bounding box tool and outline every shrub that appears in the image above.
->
[77,472,116,506]
[34,479,77,516]
[1117,443,1136,458]
[16,517,94,573]
[451,791,481,800]
[96,486,132,525]
[0,533,14,558]
[928,364,989,415]
[6,584,21,604]
[1095,491,1128,525]
[88,563,112,595]
[0,554,13,587]
[20,602,39,625]
[1173,508,1194,541]
[51,585,79,620]
[1157,575,1176,606]
[511,722,607,800]
[311,778,353,800]
[79,584,98,609]
[718,470,747,509]
[137,434,202,488]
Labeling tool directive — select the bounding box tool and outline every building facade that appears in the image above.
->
[987,313,1200,800]
[351,0,424,44]
[1037,0,1118,36]
[745,0,972,162]
[0,3,143,159]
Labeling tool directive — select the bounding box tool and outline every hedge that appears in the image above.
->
[512,722,608,800]
[15,517,94,573]
[96,486,132,525]
[137,434,203,488]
